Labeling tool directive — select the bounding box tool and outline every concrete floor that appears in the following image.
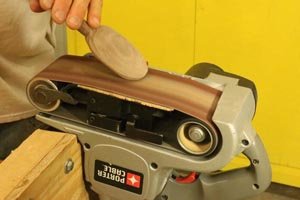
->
[249,183,300,200]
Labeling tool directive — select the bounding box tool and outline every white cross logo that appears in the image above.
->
[128,175,138,185]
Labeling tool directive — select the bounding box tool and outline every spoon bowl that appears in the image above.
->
[79,21,148,80]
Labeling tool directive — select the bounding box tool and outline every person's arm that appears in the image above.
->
[29,0,103,30]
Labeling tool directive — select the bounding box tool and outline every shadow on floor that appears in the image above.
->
[249,183,300,200]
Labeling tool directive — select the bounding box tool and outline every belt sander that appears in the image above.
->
[26,55,271,200]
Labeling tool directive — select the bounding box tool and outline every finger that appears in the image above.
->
[39,0,54,10]
[67,0,91,29]
[87,0,103,28]
[51,0,73,24]
[29,0,44,12]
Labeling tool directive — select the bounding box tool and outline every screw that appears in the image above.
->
[89,116,96,123]
[252,159,260,165]
[253,184,260,190]
[64,159,74,174]
[90,98,96,104]
[188,126,206,143]
[242,139,250,146]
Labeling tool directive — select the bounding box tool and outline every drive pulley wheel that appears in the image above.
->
[176,119,218,156]
[27,78,61,112]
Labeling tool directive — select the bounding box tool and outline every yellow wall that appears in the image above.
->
[67,0,196,72]
[67,0,300,187]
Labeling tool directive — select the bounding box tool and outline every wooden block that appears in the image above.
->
[0,129,89,200]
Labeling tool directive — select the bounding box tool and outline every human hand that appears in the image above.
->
[29,0,103,30]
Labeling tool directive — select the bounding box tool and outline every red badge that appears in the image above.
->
[126,173,141,188]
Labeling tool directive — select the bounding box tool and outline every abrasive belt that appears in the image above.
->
[29,55,222,133]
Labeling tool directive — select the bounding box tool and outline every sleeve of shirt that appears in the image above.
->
[0,0,57,123]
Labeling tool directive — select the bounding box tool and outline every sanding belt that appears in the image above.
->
[29,55,222,142]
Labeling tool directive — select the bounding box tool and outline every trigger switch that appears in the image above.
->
[175,172,198,184]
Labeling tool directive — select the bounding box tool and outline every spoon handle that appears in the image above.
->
[78,20,92,36]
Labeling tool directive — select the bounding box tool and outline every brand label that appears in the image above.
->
[94,160,144,194]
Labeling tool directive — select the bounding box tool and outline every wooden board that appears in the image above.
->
[0,129,89,200]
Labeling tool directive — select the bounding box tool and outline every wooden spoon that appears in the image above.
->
[78,21,148,80]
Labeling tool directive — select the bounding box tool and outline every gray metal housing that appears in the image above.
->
[36,71,271,200]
